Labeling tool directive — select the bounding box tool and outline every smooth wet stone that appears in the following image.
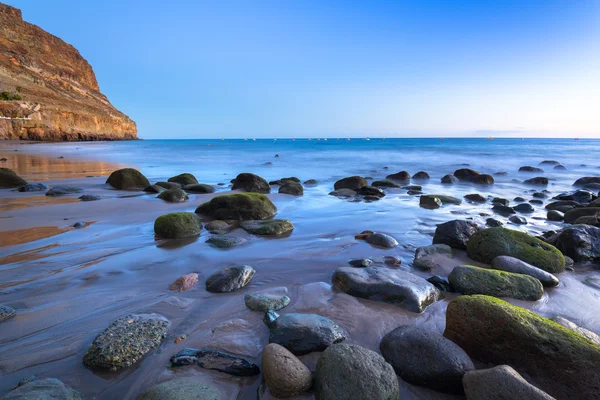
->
[333,176,367,191]
[157,188,188,203]
[0,167,27,188]
[143,184,165,193]
[463,365,555,400]
[332,266,440,313]
[168,173,198,186]
[464,193,486,203]
[453,168,481,181]
[544,225,600,262]
[412,171,430,180]
[519,166,544,173]
[419,195,442,209]
[183,183,215,193]
[407,189,422,195]
[78,194,101,201]
[0,304,16,322]
[136,378,220,400]
[492,204,515,216]
[196,193,277,220]
[170,348,259,376]
[386,171,410,181]
[348,258,374,268]
[380,325,474,394]
[491,256,558,287]
[264,310,280,327]
[524,176,549,186]
[529,199,543,205]
[262,343,313,398]
[1,378,84,400]
[269,313,346,355]
[555,190,593,202]
[232,172,271,193]
[573,176,600,187]
[449,265,544,300]
[550,316,600,346]
[413,244,452,270]
[304,179,318,185]
[433,220,481,249]
[72,222,84,228]
[206,235,247,248]
[18,183,48,192]
[359,185,385,198]
[444,295,600,400]
[365,232,398,248]
[427,275,453,292]
[402,184,422,190]
[83,313,170,371]
[154,212,202,239]
[204,220,230,234]
[329,188,357,198]
[486,218,503,227]
[314,344,399,400]
[46,186,83,196]
[441,174,458,184]
[383,255,402,266]
[106,168,150,190]
[155,181,181,190]
[492,197,510,206]
[533,191,549,199]
[514,196,526,202]
[371,179,400,188]
[509,215,527,224]
[279,182,304,196]
[514,203,534,213]
[241,219,294,235]
[170,273,199,292]
[206,265,255,293]
[467,227,565,273]
[245,292,290,311]
[540,160,560,165]
[564,207,600,223]
[554,164,566,170]
[494,171,508,176]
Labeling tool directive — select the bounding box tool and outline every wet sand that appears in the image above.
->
[1,141,600,399]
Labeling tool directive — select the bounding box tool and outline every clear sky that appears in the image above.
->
[6,0,600,138]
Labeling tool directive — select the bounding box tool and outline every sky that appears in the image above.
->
[6,0,600,139]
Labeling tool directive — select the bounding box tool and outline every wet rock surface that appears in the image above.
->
[241,219,294,235]
[0,304,16,322]
[244,291,290,311]
[261,343,313,398]
[205,265,255,293]
[491,256,559,287]
[154,212,202,239]
[195,193,277,220]
[17,183,48,192]
[170,348,260,376]
[268,313,346,355]
[136,378,220,400]
[46,186,83,196]
[157,188,189,203]
[106,168,149,190]
[365,232,398,248]
[462,365,555,400]
[433,220,480,249]
[206,235,248,249]
[1,378,84,400]
[0,167,27,188]
[544,224,600,262]
[231,172,271,193]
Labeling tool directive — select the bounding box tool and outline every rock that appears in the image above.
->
[444,295,600,400]
[384,256,402,266]
[514,203,534,213]
[464,193,486,203]
[545,200,580,212]
[429,195,462,204]
[491,256,558,287]
[157,188,188,203]
[304,179,318,185]
[17,183,47,192]
[530,199,543,205]
[365,232,398,248]
[155,181,181,190]
[494,171,508,176]
[332,266,440,313]
[232,172,270,193]
[168,173,198,186]
[348,258,373,268]
[170,348,259,376]
[472,174,494,184]
[524,177,549,186]
[371,179,400,188]
[314,344,399,400]
[386,171,410,181]
[420,195,442,209]
[509,215,527,225]
[183,183,215,193]
[1,378,84,400]
[492,197,510,206]
[264,310,280,327]
[454,168,481,181]
[413,244,452,270]
[329,188,356,198]
[241,219,293,235]
[204,220,230,234]
[106,168,150,190]
[72,222,84,228]
[533,192,548,198]
[262,343,312,398]
[550,316,600,346]
[380,325,474,394]
[448,265,543,300]
[573,176,600,187]
[143,184,165,193]
[359,185,385,198]
[170,273,199,292]
[554,164,566,170]
[433,220,481,249]
[205,265,255,293]
[564,207,600,223]
[136,378,220,400]
[492,204,515,216]
[206,235,247,248]
[467,228,565,273]
[0,167,27,188]
[540,160,560,165]
[486,218,503,227]
[279,182,303,196]
[407,189,422,195]
[441,174,458,184]
[412,171,430,180]
[154,212,202,239]
[462,365,555,400]
[403,184,422,190]
[46,186,83,196]
[83,313,169,371]
[514,196,526,202]
[333,176,367,191]
[519,166,544,172]
[269,313,346,355]
[0,304,16,322]
[78,194,101,201]
[245,292,290,311]
[544,225,600,262]
[555,190,593,202]
[427,275,453,292]
[195,193,277,220]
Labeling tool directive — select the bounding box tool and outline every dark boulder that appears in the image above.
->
[0,167,27,188]
[433,220,481,249]
[170,348,259,376]
[106,168,150,190]
[195,193,277,220]
[544,225,600,262]
[334,176,368,191]
[386,171,411,181]
[268,313,346,355]
[168,173,198,186]
[205,265,255,293]
[232,172,271,193]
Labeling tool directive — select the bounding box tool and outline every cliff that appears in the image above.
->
[0,3,138,141]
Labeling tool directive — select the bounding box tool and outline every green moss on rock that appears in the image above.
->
[106,168,150,190]
[154,212,202,238]
[168,173,198,186]
[241,219,294,235]
[564,207,600,224]
[0,167,27,188]
[466,228,564,273]
[195,193,277,220]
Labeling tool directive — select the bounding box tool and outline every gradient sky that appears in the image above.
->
[6,0,600,138]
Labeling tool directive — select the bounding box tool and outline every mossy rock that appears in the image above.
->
[232,172,271,193]
[154,212,202,238]
[195,193,277,220]
[106,168,150,190]
[448,265,543,300]
[136,378,220,400]
[0,167,27,188]
[241,219,294,235]
[168,173,198,186]
[444,295,600,399]
[563,207,600,224]
[334,176,368,191]
[157,188,189,203]
[466,228,564,273]
[428,194,462,205]
[183,183,215,193]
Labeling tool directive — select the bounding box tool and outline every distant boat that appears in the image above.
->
[487,137,494,140]
[575,138,580,140]
[440,137,445,140]
[324,138,327,141]
[221,137,224,140]
[292,138,295,141]
[366,137,370,141]
[347,138,350,141]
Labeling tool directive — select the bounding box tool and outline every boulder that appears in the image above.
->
[441,174,458,184]
[429,195,462,204]
[279,182,303,196]
[333,176,368,191]
[448,265,543,300]
[519,166,544,172]
[486,218,503,227]
[444,295,600,400]
[554,164,567,170]
[466,228,565,273]
[462,365,555,400]
[491,256,559,287]
[454,168,481,181]
[492,197,510,206]
[547,210,564,221]
[241,219,293,235]
[509,215,527,225]
[492,204,515,216]
[332,266,440,313]
[420,195,442,209]
[154,212,202,239]
[427,275,453,292]
[464,193,486,203]
[544,225,600,262]
[412,171,430,180]
[564,207,600,223]
[371,180,400,188]
[18,183,47,192]
[155,181,181,190]
[83,313,169,371]
[413,244,452,269]
[359,185,385,198]
[204,220,230,234]
[433,220,481,249]
[550,316,600,346]
[79,194,101,201]
[231,172,270,193]
[245,292,290,312]
[304,179,318,185]
[380,325,474,394]
[143,184,165,193]
[555,190,593,202]
[472,174,494,184]
[170,348,259,376]
[1,378,84,400]
[183,183,215,193]
[0,304,16,322]
[205,235,247,248]
[514,203,534,213]
[205,265,255,293]
[168,173,198,186]
[386,171,411,181]
[348,258,374,268]
[195,193,277,220]
[106,168,150,190]
[269,313,346,355]
[0,167,27,188]
[329,188,356,198]
[46,187,83,196]
[540,160,560,165]
[573,176,600,187]
[262,343,313,398]
[314,344,399,400]
[365,232,398,248]
[170,273,199,292]
[157,188,188,203]
[524,177,549,186]
[136,378,220,400]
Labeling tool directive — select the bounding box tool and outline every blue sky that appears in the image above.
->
[6,0,600,138]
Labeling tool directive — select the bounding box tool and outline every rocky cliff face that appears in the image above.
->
[0,3,137,141]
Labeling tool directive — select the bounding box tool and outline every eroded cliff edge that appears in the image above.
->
[0,3,137,141]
